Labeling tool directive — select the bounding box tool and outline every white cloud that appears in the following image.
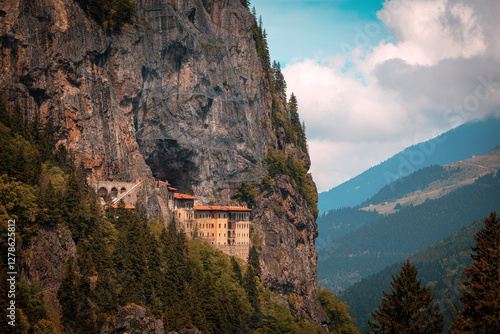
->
[283,0,500,192]
[372,0,486,66]
[308,139,415,193]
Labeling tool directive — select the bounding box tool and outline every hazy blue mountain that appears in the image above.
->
[317,172,500,292]
[317,148,500,254]
[318,117,500,213]
[316,207,381,250]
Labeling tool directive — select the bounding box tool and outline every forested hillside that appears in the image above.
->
[0,103,327,333]
[342,218,484,331]
[318,172,500,291]
[316,208,381,250]
[318,163,476,248]
[359,165,461,207]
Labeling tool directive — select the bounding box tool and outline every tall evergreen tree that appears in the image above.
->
[247,245,261,278]
[231,256,243,284]
[288,93,299,122]
[450,212,500,334]
[10,146,28,183]
[244,265,259,309]
[58,257,81,331]
[37,181,64,226]
[272,60,287,96]
[162,219,191,331]
[39,121,56,162]
[368,260,444,334]
[240,0,250,9]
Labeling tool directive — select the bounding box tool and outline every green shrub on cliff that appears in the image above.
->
[236,181,258,207]
[263,149,319,218]
[79,0,136,31]
[317,286,360,334]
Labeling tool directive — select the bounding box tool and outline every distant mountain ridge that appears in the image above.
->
[358,148,500,214]
[318,173,500,291]
[317,148,500,251]
[317,159,500,291]
[318,117,500,213]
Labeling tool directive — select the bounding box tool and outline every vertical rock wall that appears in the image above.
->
[0,0,328,327]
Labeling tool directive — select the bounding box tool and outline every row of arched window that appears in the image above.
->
[98,187,127,198]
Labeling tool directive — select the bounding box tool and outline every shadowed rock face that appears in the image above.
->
[23,225,77,323]
[1,0,328,327]
[109,305,165,334]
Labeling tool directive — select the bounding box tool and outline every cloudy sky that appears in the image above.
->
[252,0,500,192]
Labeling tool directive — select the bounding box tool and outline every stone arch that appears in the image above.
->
[110,187,118,198]
[98,187,108,197]
[120,187,127,194]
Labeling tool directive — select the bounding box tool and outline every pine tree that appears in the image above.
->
[288,93,299,122]
[247,245,261,278]
[37,181,64,226]
[450,212,500,334]
[240,0,250,10]
[39,122,56,162]
[29,113,42,145]
[368,260,444,334]
[58,257,80,329]
[11,146,28,183]
[162,219,191,331]
[231,256,243,284]
[244,265,259,310]
[272,61,287,96]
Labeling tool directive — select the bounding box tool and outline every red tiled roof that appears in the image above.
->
[110,205,136,209]
[194,205,251,212]
[224,206,252,212]
[155,180,171,186]
[168,186,178,191]
[174,193,197,200]
[194,205,223,211]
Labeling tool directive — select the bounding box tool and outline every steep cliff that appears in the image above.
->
[0,0,328,327]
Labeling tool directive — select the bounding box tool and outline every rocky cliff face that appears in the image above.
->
[0,0,328,327]
[22,225,77,325]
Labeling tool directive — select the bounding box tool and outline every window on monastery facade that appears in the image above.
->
[98,187,108,197]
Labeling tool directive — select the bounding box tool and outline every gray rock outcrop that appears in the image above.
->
[0,0,328,327]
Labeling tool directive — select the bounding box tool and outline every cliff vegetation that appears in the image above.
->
[0,101,328,333]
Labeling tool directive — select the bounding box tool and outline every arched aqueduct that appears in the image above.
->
[93,181,140,205]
